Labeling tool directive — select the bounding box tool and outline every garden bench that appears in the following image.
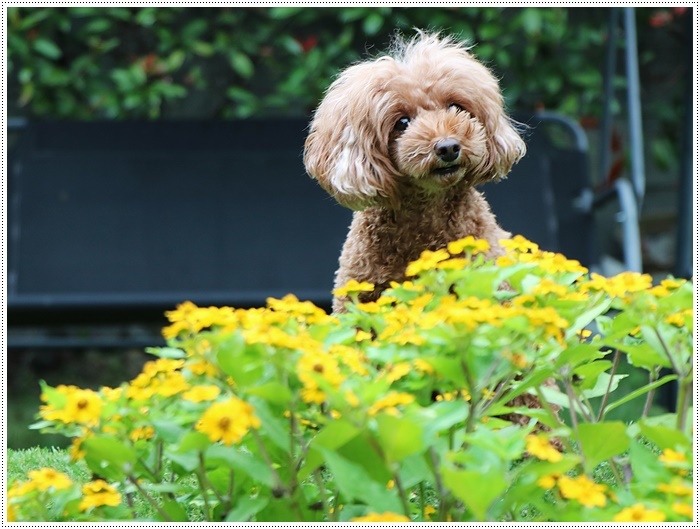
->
[7,113,637,348]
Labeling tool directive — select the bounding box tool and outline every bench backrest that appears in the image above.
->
[8,115,593,322]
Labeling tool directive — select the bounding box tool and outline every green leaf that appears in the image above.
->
[300,419,360,480]
[602,374,677,418]
[577,422,629,472]
[442,464,507,520]
[616,342,671,371]
[146,346,186,359]
[82,436,138,481]
[318,448,402,513]
[205,444,274,486]
[225,495,269,522]
[639,420,691,452]
[33,38,62,59]
[229,51,254,79]
[151,419,185,443]
[521,8,542,35]
[246,382,293,405]
[249,398,289,452]
[375,414,424,463]
[565,297,612,339]
[216,333,263,386]
[175,431,211,453]
[362,13,384,35]
[581,372,627,399]
[160,499,189,522]
[573,360,612,390]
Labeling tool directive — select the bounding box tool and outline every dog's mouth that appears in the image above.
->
[431,164,462,177]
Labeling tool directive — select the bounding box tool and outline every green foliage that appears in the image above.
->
[6,7,617,120]
[7,235,693,522]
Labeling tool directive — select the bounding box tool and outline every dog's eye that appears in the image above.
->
[449,103,464,113]
[394,116,411,133]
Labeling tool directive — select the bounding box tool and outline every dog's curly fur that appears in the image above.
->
[304,32,560,434]
[304,32,526,312]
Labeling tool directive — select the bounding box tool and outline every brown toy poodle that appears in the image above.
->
[304,31,526,313]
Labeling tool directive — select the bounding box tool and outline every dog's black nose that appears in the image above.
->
[434,139,461,162]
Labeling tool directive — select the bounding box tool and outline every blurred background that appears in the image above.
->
[6,6,693,448]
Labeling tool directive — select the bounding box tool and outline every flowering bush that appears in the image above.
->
[9,236,693,522]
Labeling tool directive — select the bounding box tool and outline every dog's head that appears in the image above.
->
[304,31,526,210]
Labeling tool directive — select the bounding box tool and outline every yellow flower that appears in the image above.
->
[27,468,72,492]
[100,386,123,402]
[79,480,121,512]
[188,358,219,377]
[69,435,88,461]
[405,248,450,277]
[355,301,382,313]
[151,371,190,397]
[7,502,17,522]
[297,349,345,403]
[7,480,37,499]
[129,425,155,442]
[437,257,468,270]
[368,391,415,417]
[671,502,693,518]
[500,235,539,253]
[333,279,375,297]
[384,362,412,383]
[43,388,104,427]
[659,448,687,465]
[183,385,221,403]
[195,398,261,445]
[613,504,666,522]
[582,272,652,298]
[266,294,333,325]
[447,235,490,255]
[330,344,369,376]
[558,475,607,508]
[423,504,437,520]
[658,479,692,496]
[350,512,411,522]
[344,390,360,408]
[525,435,562,462]
[664,312,689,327]
[354,330,373,342]
[143,358,185,377]
[537,473,560,490]
[413,358,434,374]
[386,479,395,490]
[532,278,569,297]
[388,329,426,346]
[388,280,424,292]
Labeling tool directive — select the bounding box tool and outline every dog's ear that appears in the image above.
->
[479,107,527,183]
[304,67,400,210]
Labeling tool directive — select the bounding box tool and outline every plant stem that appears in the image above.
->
[393,472,412,519]
[596,349,620,422]
[562,383,587,470]
[676,376,692,431]
[251,429,288,496]
[198,451,226,509]
[127,474,174,522]
[428,447,448,522]
[313,469,331,521]
[534,387,574,453]
[606,458,625,488]
[418,482,426,521]
[564,379,593,422]
[654,327,684,376]
[642,367,660,418]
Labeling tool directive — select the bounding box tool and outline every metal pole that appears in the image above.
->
[624,7,646,209]
[599,8,619,186]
